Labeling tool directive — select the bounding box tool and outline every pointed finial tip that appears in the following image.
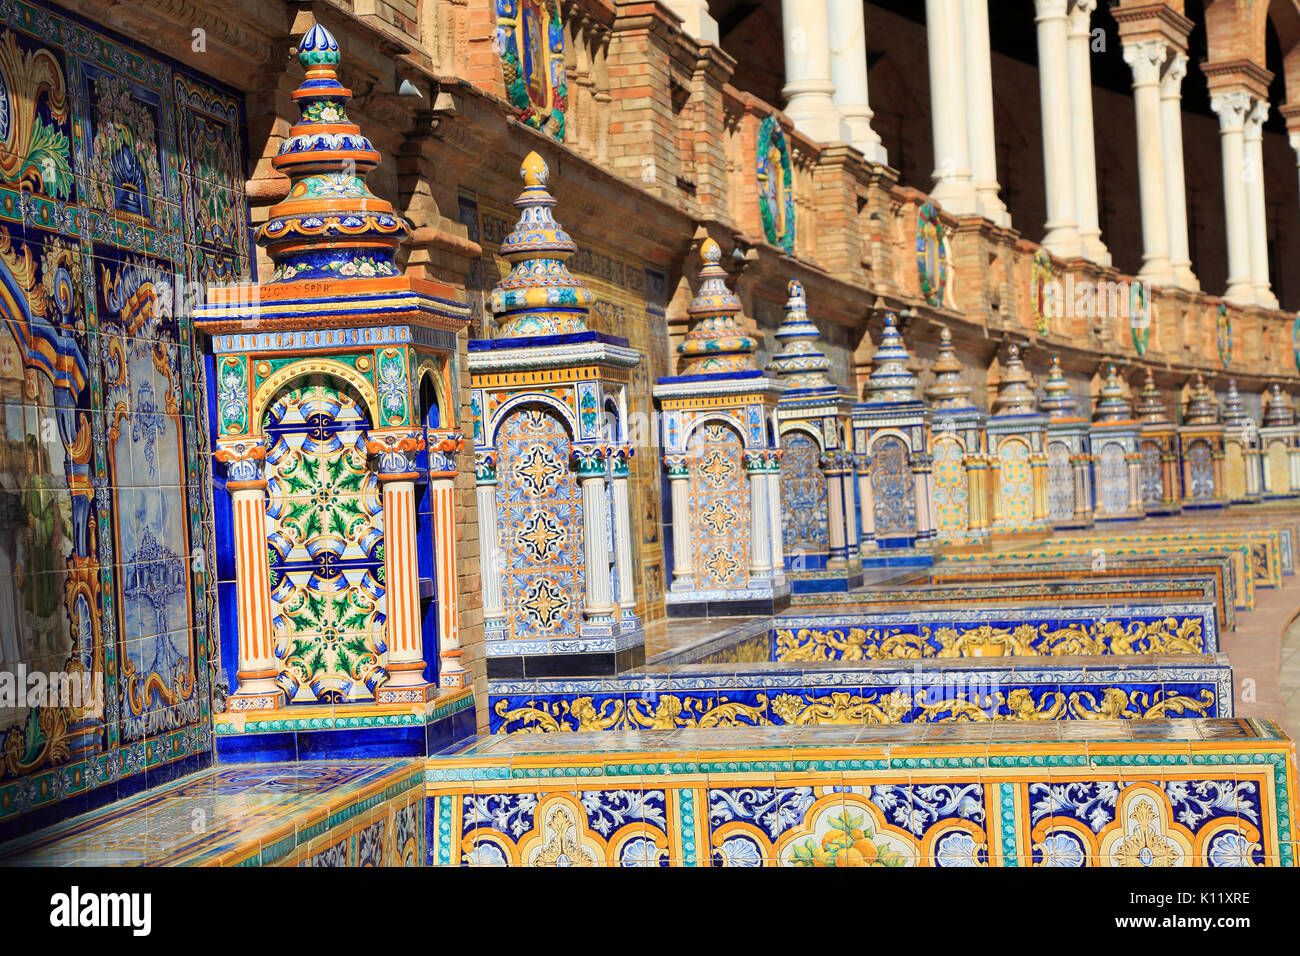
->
[1051,354,1061,366]
[939,326,951,343]
[1107,364,1116,375]
[700,238,721,264]
[787,278,803,298]
[298,23,340,67]
[1008,343,1020,358]
[521,151,548,187]
[883,311,897,328]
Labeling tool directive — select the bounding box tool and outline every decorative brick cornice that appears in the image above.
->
[1201,58,1274,100]
[1112,2,1194,48]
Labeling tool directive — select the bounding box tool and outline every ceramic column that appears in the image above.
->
[964,454,986,532]
[1072,453,1090,520]
[475,452,506,628]
[1123,38,1172,283]
[609,445,638,624]
[666,456,694,587]
[1243,99,1276,308]
[370,428,428,699]
[218,437,283,711]
[1288,442,1300,492]
[1162,447,1179,506]
[745,452,772,577]
[855,453,875,552]
[764,452,785,578]
[1211,91,1257,304]
[780,0,843,142]
[1035,0,1080,256]
[925,0,976,214]
[823,453,848,566]
[576,447,614,618]
[1160,51,1196,288]
[828,0,886,163]
[841,453,861,556]
[1030,452,1050,522]
[911,452,936,542]
[1127,451,1143,514]
[1068,0,1107,262]
[963,0,1007,225]
[428,432,469,689]
[990,453,1004,525]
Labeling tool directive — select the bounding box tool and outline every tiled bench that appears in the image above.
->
[0,761,424,867]
[426,719,1298,867]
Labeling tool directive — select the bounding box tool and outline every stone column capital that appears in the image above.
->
[1210,90,1256,132]
[1161,50,1189,94]
[1034,0,1069,20]
[1067,0,1095,32]
[1244,98,1270,137]
[607,443,635,477]
[664,455,689,477]
[1122,38,1170,85]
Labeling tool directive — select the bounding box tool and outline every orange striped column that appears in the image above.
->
[370,428,431,704]
[430,432,469,689]
[216,437,283,711]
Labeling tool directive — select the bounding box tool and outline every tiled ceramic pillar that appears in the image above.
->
[217,436,283,711]
[842,454,860,554]
[666,456,694,587]
[855,453,875,552]
[1127,451,1143,513]
[764,452,785,579]
[429,431,469,689]
[911,452,936,542]
[963,454,986,532]
[1030,453,1050,521]
[576,447,614,617]
[745,452,772,576]
[609,444,638,624]
[369,428,427,700]
[475,452,506,628]
[823,453,849,566]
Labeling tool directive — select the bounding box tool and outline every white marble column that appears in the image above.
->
[666,457,695,587]
[780,0,845,143]
[1123,38,1172,283]
[926,0,977,215]
[1035,0,1081,257]
[1160,51,1197,289]
[1211,91,1257,305]
[662,0,719,45]
[828,0,887,163]
[746,457,773,576]
[1243,98,1277,308]
[1068,0,1108,263]
[610,447,638,623]
[962,0,1008,226]
[764,455,785,580]
[475,453,506,627]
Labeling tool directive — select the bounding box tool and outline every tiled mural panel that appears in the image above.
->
[931,436,967,538]
[461,195,667,620]
[487,656,1233,732]
[779,430,828,559]
[426,720,1298,866]
[689,422,749,589]
[0,0,249,834]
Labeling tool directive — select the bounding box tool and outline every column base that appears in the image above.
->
[376,681,438,705]
[1222,279,1255,305]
